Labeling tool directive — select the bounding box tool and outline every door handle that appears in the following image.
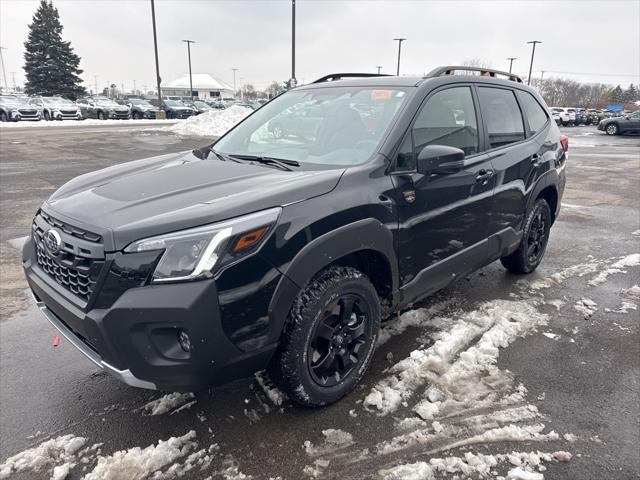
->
[475,169,494,184]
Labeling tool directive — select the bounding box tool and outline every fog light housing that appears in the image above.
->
[177,329,191,352]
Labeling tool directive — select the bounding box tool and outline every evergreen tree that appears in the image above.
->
[23,0,85,99]
[624,84,638,103]
[608,85,624,103]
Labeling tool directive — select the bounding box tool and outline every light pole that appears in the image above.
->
[0,46,8,90]
[232,68,238,97]
[133,79,136,95]
[291,0,297,87]
[506,57,517,74]
[376,66,383,74]
[94,75,98,94]
[182,39,195,100]
[393,38,406,76]
[526,40,542,85]
[150,0,163,114]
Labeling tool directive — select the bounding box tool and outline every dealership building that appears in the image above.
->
[161,73,234,100]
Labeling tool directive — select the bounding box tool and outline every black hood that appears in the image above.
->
[45,150,345,251]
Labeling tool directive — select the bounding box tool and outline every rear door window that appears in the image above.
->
[517,91,549,135]
[477,87,525,149]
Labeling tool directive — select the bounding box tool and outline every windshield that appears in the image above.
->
[165,100,184,107]
[194,101,210,108]
[0,97,29,107]
[214,86,409,166]
[44,97,74,106]
[95,98,119,106]
[131,99,152,106]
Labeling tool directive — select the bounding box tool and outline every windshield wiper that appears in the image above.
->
[228,154,300,171]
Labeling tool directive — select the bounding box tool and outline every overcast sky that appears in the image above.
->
[1,0,638,93]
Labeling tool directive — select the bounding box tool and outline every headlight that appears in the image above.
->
[124,208,281,283]
[11,109,19,115]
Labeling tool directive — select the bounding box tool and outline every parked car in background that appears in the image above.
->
[149,99,195,119]
[567,108,584,126]
[575,108,590,125]
[183,100,213,115]
[0,95,41,121]
[29,96,82,120]
[267,104,325,139]
[77,97,131,120]
[22,66,567,406]
[586,109,602,125]
[598,110,640,135]
[550,107,572,126]
[116,98,160,119]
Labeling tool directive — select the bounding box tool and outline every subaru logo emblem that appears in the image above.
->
[44,229,62,255]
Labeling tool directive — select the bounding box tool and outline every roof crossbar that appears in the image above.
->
[312,73,392,84]
[425,66,523,83]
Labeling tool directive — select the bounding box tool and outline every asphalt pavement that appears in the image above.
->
[0,124,638,480]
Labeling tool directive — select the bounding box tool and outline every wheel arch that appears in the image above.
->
[536,185,559,224]
[267,218,399,339]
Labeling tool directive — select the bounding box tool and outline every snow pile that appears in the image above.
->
[304,429,354,457]
[379,450,569,480]
[364,299,548,415]
[0,434,87,479]
[377,298,458,346]
[142,392,195,416]
[83,430,199,480]
[255,371,287,406]
[589,253,640,286]
[168,106,251,137]
[574,298,597,319]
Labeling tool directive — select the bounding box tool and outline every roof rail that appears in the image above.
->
[312,73,392,84]
[425,66,523,83]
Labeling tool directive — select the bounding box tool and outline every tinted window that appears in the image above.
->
[478,87,525,148]
[517,91,549,135]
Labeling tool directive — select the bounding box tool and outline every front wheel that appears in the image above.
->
[97,111,105,120]
[44,111,51,121]
[605,123,619,135]
[501,199,551,274]
[0,111,6,122]
[268,266,380,407]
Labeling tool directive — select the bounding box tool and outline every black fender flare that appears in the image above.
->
[266,218,399,340]
[526,169,559,218]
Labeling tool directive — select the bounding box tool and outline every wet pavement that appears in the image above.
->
[0,125,638,479]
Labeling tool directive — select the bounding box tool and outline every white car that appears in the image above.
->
[29,96,82,121]
[550,107,574,127]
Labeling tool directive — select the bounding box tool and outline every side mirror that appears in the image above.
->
[417,145,466,174]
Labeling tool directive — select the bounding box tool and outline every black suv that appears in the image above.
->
[23,67,567,406]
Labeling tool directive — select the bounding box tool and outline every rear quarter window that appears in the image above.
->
[477,87,525,149]
[516,91,549,135]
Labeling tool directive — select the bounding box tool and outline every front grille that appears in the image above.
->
[60,109,77,114]
[19,109,37,115]
[33,212,105,302]
[35,243,102,301]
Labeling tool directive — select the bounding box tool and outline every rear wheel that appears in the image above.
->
[269,266,380,407]
[501,199,551,274]
[605,123,619,135]
[44,111,51,121]
[0,111,6,122]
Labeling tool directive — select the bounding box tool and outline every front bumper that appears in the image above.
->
[23,236,280,392]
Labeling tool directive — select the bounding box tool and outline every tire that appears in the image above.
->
[605,123,619,136]
[268,266,381,407]
[0,111,6,122]
[97,111,105,120]
[500,199,552,274]
[44,111,51,121]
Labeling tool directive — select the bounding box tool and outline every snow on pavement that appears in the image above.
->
[0,434,87,479]
[168,106,252,137]
[0,118,176,128]
[141,392,196,416]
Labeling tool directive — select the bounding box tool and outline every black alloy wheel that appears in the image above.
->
[308,293,371,387]
[526,209,548,265]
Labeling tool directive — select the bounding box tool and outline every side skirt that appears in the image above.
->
[397,227,522,309]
